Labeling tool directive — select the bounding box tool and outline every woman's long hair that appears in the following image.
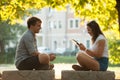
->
[87,21,104,43]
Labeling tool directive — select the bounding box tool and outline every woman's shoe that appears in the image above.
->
[72,64,90,71]
[72,65,83,71]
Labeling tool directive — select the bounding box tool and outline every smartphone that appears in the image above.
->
[71,39,79,46]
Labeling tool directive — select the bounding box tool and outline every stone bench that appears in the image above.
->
[2,70,55,80]
[61,70,115,80]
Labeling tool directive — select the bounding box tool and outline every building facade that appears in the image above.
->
[35,6,91,51]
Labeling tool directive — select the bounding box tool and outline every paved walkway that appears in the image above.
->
[0,64,120,79]
[54,63,73,79]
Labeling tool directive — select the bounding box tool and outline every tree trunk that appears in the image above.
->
[115,0,120,33]
[0,40,5,54]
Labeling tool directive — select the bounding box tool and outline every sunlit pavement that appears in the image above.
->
[0,64,120,79]
[54,63,73,79]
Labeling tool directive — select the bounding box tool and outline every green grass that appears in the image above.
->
[52,55,120,67]
[52,55,77,63]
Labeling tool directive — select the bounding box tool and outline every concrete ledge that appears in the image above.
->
[62,70,115,80]
[2,70,55,80]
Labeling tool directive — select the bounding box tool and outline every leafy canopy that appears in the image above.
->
[0,0,118,31]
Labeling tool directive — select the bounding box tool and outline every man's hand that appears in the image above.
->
[49,53,56,61]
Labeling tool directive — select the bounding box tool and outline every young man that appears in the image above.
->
[15,16,56,70]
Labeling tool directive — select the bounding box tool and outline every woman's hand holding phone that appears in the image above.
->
[79,43,86,51]
[71,39,86,51]
[71,39,80,46]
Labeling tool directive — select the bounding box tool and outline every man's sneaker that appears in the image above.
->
[49,64,54,70]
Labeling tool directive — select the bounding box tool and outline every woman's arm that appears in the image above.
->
[79,39,105,58]
[86,39,105,58]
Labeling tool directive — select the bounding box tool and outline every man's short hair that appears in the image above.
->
[27,16,42,28]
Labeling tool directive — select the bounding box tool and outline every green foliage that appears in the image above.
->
[71,0,117,31]
[104,28,120,64]
[0,21,27,63]
[0,48,16,64]
[108,38,120,64]
[0,21,15,53]
[0,0,46,24]
[0,0,118,31]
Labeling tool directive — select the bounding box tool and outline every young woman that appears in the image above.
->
[72,20,109,71]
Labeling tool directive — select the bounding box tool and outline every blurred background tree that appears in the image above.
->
[0,21,27,63]
[0,0,120,64]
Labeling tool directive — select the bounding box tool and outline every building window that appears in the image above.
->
[70,20,73,28]
[69,40,72,49]
[54,41,57,50]
[86,40,90,48]
[54,21,56,29]
[58,21,62,28]
[48,21,51,29]
[48,7,51,13]
[75,19,79,28]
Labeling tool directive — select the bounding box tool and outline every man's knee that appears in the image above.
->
[38,54,50,64]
